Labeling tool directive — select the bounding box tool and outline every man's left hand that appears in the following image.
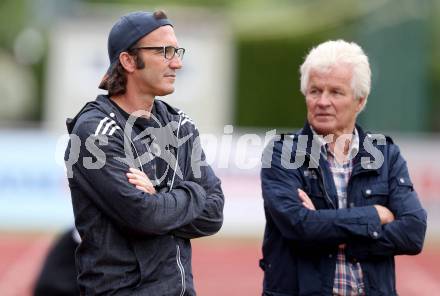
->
[126,167,157,194]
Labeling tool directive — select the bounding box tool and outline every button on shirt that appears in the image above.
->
[312,128,365,296]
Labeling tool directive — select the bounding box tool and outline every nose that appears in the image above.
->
[316,91,331,107]
[169,55,183,70]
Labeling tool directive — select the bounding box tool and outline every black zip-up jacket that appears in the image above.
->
[65,95,224,295]
[260,122,427,296]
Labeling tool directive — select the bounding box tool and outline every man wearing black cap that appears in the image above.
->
[64,10,224,295]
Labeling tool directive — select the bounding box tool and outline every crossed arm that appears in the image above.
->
[126,166,224,239]
[297,188,395,225]
[262,142,426,256]
[70,118,222,238]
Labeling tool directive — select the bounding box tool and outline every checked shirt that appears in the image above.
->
[314,129,366,296]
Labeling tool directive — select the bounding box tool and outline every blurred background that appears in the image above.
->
[0,0,439,295]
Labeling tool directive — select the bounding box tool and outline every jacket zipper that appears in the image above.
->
[176,244,186,296]
[169,115,183,190]
[116,110,187,294]
[107,106,188,293]
[172,115,186,296]
[317,166,336,209]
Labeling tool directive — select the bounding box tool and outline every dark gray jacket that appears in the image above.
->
[65,95,224,295]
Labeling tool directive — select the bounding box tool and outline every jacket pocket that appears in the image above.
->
[362,181,389,206]
[131,235,174,286]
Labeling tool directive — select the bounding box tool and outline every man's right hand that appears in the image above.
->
[374,205,395,225]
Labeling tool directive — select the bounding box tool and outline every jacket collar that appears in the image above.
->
[296,122,381,174]
[309,126,360,162]
[94,95,182,126]
[66,95,183,135]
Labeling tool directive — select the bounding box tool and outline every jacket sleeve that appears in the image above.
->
[347,145,427,259]
[171,128,224,239]
[68,116,207,236]
[261,140,382,245]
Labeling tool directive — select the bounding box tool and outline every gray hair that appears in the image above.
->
[300,40,371,111]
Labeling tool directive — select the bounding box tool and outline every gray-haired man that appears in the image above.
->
[260,40,426,296]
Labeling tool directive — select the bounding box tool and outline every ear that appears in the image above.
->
[356,97,366,112]
[119,52,137,73]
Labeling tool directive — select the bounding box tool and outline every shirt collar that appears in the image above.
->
[310,127,359,161]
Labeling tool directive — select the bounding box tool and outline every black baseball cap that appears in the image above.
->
[99,11,173,90]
